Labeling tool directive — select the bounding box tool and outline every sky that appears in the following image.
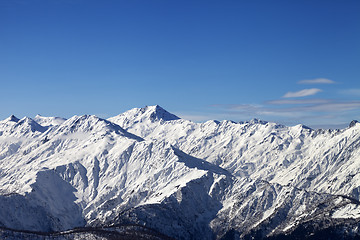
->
[1,0,359,129]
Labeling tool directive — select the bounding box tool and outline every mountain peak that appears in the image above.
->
[108,105,180,130]
[11,116,47,134]
[17,117,36,125]
[7,115,20,122]
[349,120,359,128]
[239,118,268,125]
[145,105,180,122]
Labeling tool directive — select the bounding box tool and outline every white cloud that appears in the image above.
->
[283,88,322,98]
[298,78,336,84]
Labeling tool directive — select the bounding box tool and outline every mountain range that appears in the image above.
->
[0,105,359,239]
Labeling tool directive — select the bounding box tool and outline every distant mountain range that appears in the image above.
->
[0,105,359,239]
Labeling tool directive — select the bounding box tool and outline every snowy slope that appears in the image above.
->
[0,106,360,239]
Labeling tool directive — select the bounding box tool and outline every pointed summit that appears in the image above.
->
[7,115,19,122]
[108,105,180,130]
[147,105,180,121]
[0,115,20,132]
[0,116,48,137]
[349,120,359,128]
[15,117,47,133]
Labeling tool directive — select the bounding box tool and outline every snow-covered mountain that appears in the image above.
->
[110,107,360,199]
[0,106,360,239]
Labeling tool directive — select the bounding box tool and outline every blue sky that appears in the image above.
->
[1,0,359,128]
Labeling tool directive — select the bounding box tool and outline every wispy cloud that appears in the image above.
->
[210,100,360,128]
[339,89,360,96]
[283,88,322,98]
[267,99,330,105]
[207,78,356,128]
[297,101,360,112]
[218,101,360,114]
[298,78,336,84]
[212,104,306,117]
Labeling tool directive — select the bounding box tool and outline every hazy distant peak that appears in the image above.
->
[33,114,66,127]
[239,118,268,125]
[349,120,359,128]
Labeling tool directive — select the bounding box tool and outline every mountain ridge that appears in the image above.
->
[0,105,359,239]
